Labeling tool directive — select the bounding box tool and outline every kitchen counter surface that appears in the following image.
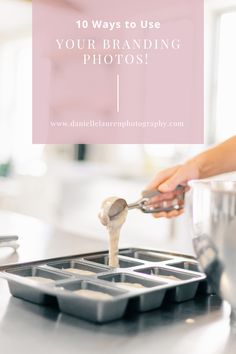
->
[0,211,236,354]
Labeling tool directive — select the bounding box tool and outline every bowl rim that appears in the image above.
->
[188,179,236,193]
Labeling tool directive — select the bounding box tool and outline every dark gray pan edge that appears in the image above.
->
[164,261,203,273]
[0,247,198,271]
[3,265,72,279]
[44,259,111,275]
[82,254,145,268]
[133,265,203,280]
[119,249,180,262]
[118,247,198,260]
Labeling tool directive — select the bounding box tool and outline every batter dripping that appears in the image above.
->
[99,197,128,267]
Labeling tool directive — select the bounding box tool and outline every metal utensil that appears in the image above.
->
[108,185,185,220]
[0,235,19,250]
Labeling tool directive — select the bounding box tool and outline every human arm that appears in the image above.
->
[147,136,236,218]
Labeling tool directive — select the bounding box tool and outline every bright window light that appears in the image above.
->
[216,12,236,141]
[0,37,45,175]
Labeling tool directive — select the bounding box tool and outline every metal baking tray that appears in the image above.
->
[3,266,72,305]
[0,247,209,323]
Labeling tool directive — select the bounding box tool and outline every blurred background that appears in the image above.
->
[0,0,235,253]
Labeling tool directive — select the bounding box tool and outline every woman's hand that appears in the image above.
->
[146,161,200,218]
[145,136,236,218]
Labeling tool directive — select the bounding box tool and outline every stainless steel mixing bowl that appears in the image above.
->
[188,180,236,309]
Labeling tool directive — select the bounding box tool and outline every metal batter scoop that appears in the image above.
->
[108,185,185,220]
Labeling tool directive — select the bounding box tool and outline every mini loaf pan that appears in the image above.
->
[3,266,72,305]
[45,259,110,276]
[0,247,209,323]
[83,254,144,268]
[167,260,202,273]
[98,272,168,312]
[134,266,202,302]
[55,279,129,323]
[119,249,178,263]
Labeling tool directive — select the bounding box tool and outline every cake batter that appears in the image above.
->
[155,274,180,281]
[116,282,145,291]
[25,276,55,284]
[64,268,95,276]
[99,197,128,267]
[73,289,113,300]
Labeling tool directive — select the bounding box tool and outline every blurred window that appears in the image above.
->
[0,1,45,174]
[215,12,236,141]
[0,37,45,174]
[144,5,236,164]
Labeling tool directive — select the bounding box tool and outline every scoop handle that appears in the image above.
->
[141,185,184,199]
[140,185,185,213]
